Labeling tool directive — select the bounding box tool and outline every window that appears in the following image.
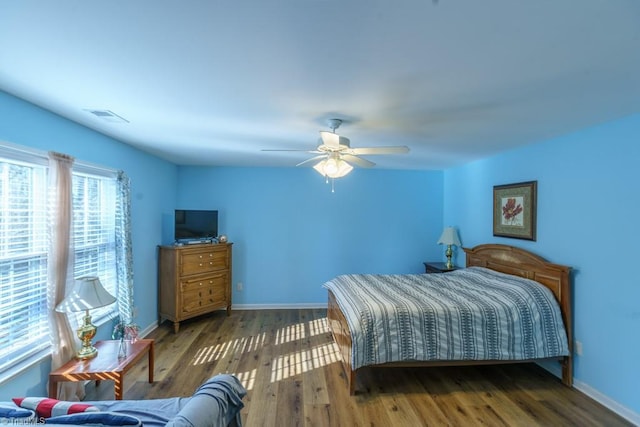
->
[0,158,49,375]
[71,171,117,322]
[0,145,119,379]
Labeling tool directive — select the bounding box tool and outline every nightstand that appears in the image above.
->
[49,339,154,400]
[423,262,458,274]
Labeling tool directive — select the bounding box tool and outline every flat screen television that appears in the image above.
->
[174,209,218,242]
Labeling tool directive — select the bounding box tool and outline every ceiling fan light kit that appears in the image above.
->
[263,118,409,191]
[313,153,353,179]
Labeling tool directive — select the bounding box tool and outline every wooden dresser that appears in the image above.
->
[158,243,232,333]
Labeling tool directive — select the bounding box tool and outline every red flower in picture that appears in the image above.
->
[502,198,523,224]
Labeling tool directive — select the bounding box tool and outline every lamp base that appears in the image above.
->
[76,310,99,359]
[444,244,454,270]
[76,345,98,360]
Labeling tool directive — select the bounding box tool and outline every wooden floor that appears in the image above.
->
[85,309,632,426]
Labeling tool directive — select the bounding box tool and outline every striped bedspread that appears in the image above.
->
[323,267,569,370]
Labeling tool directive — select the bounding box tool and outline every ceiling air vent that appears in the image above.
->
[84,109,129,123]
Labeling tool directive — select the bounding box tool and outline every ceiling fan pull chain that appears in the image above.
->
[331,178,335,193]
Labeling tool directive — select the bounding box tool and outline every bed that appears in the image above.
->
[325,244,573,395]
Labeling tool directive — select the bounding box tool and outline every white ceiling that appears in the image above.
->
[1,1,639,170]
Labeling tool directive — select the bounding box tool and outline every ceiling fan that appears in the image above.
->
[263,118,410,180]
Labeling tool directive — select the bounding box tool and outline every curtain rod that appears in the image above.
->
[1,140,119,175]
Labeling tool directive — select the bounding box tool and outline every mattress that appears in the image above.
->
[323,267,569,370]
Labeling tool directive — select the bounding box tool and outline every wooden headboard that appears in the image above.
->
[464,244,573,386]
[464,244,570,302]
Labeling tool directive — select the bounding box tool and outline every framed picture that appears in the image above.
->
[493,180,537,241]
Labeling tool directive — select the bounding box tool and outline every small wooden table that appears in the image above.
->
[49,339,154,400]
[423,261,459,274]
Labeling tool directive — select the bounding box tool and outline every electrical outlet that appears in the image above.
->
[575,340,583,356]
[237,282,243,291]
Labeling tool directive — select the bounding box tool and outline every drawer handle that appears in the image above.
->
[209,262,213,265]
[199,263,203,267]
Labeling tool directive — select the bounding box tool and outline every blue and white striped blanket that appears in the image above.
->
[323,267,569,370]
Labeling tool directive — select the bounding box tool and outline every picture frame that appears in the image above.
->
[493,180,537,241]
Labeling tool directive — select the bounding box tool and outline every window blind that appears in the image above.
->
[0,158,50,373]
[0,143,120,378]
[71,172,117,322]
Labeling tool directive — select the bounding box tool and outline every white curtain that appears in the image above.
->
[46,152,84,401]
[115,171,135,324]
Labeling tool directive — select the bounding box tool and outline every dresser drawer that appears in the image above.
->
[180,271,227,290]
[182,289,212,314]
[181,281,227,314]
[180,249,227,275]
[181,276,215,293]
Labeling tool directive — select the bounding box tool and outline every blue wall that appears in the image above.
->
[2,87,637,421]
[443,113,640,418]
[175,166,444,306]
[0,90,177,398]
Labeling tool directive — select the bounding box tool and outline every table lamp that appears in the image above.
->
[437,227,462,270]
[55,276,116,359]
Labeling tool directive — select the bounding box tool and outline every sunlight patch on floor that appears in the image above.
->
[308,317,329,337]
[235,368,257,391]
[275,322,306,345]
[270,341,340,382]
[192,333,267,365]
[191,317,334,382]
[275,317,329,345]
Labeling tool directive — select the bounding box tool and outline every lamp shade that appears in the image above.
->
[55,276,116,313]
[437,227,461,246]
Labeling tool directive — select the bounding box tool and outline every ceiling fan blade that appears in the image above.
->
[348,146,410,155]
[342,154,375,168]
[296,154,327,167]
[261,149,321,153]
[338,136,350,147]
[319,131,340,148]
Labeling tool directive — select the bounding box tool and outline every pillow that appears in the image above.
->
[12,397,100,418]
[44,412,141,426]
[0,403,36,421]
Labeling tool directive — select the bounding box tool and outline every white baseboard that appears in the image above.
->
[232,303,327,310]
[572,378,640,426]
[139,322,158,338]
[536,361,639,425]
